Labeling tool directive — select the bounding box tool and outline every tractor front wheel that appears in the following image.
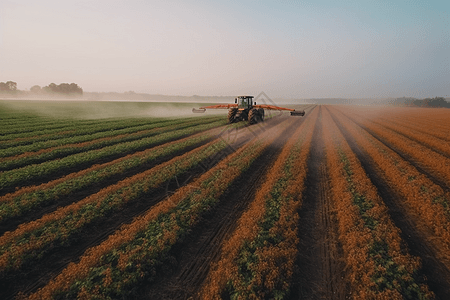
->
[227,108,238,123]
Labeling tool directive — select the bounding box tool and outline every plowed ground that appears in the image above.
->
[1,102,450,299]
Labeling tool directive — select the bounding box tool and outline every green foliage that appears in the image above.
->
[0,119,225,193]
[337,149,430,299]
[0,81,17,92]
[42,82,83,95]
[392,96,449,108]
[51,134,267,298]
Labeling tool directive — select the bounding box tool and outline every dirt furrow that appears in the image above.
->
[0,115,289,300]
[343,113,450,193]
[0,138,214,236]
[318,164,345,299]
[329,109,450,300]
[371,119,450,159]
[141,116,306,299]
[290,106,346,300]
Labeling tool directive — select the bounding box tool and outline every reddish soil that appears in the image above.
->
[289,106,347,299]
[0,137,214,236]
[329,109,450,300]
[139,116,306,299]
[0,122,218,196]
[0,114,292,300]
[343,113,450,193]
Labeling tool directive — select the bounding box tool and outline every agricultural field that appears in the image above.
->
[1,100,450,299]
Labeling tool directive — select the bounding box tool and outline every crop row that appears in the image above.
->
[0,112,40,123]
[200,106,318,299]
[0,118,67,133]
[0,133,232,275]
[368,118,450,158]
[0,117,220,170]
[336,107,450,188]
[0,127,225,225]
[344,107,450,157]
[25,118,294,299]
[322,107,432,299]
[0,117,135,142]
[343,106,450,141]
[0,116,182,147]
[329,106,450,270]
[0,117,195,158]
[375,115,450,143]
[376,106,449,126]
[0,119,226,194]
[0,117,104,136]
[0,109,112,131]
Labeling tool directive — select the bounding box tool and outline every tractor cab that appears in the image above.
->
[235,96,254,110]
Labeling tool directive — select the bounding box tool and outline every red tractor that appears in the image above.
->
[192,95,305,124]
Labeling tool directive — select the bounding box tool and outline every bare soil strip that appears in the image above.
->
[141,116,305,299]
[289,106,346,300]
[329,109,450,300]
[0,115,289,300]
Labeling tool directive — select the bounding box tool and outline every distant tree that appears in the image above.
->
[49,83,58,92]
[0,81,17,93]
[30,85,42,93]
[42,82,83,96]
[424,97,449,107]
[411,97,449,108]
[6,81,17,91]
[392,97,417,106]
[69,83,82,94]
[413,99,424,106]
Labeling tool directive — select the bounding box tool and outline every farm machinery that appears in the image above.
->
[192,95,305,124]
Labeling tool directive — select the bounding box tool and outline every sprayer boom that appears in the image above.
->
[192,95,305,124]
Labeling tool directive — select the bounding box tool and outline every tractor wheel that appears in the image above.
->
[248,108,259,125]
[258,108,265,122]
[227,108,238,123]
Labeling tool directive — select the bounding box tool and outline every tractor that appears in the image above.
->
[192,95,305,124]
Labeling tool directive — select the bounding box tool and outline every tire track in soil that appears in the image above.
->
[329,108,450,300]
[0,116,288,300]
[141,116,306,300]
[290,106,346,300]
[342,112,450,193]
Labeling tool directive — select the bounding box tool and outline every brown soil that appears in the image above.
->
[0,138,214,236]
[329,108,450,300]
[0,121,219,196]
[371,119,450,160]
[0,114,292,300]
[289,106,347,299]
[139,115,307,299]
[343,113,450,193]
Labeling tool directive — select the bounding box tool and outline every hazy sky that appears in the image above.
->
[1,0,449,98]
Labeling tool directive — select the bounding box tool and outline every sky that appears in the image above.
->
[0,0,449,99]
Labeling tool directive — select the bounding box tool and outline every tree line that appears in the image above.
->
[0,81,83,97]
[392,97,450,108]
[0,81,18,93]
